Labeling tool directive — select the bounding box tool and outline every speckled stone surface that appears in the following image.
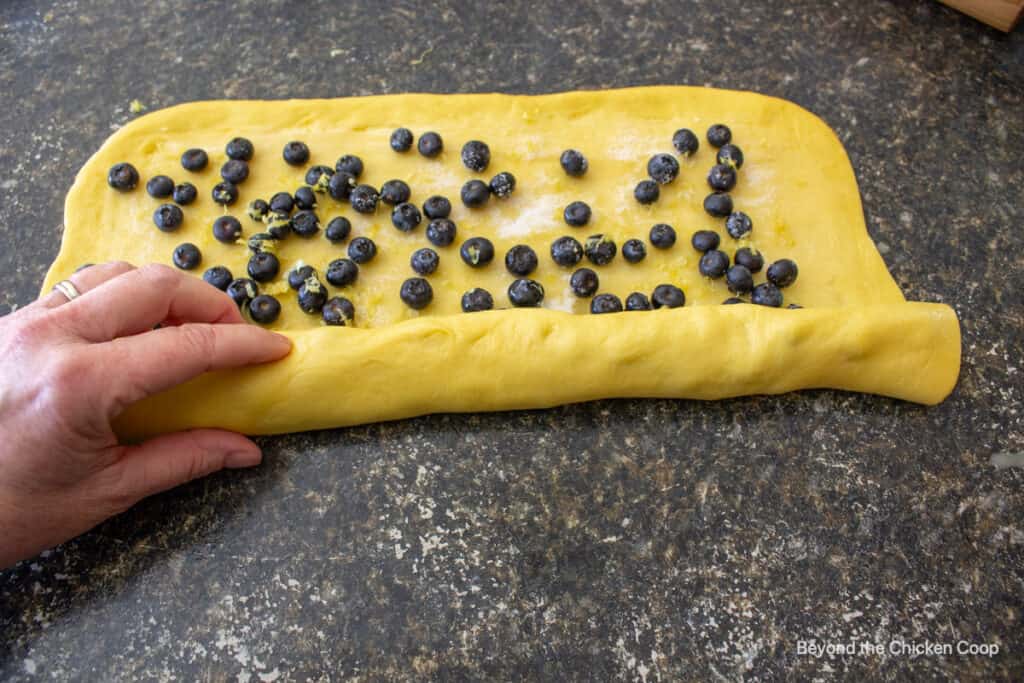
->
[1,0,1022,680]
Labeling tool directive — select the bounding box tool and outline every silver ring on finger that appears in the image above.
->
[52,279,82,303]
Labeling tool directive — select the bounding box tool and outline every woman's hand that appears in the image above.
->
[0,262,292,568]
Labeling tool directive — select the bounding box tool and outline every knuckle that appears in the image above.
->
[178,324,217,360]
[45,351,88,387]
[138,262,180,289]
[5,313,51,350]
[101,260,136,278]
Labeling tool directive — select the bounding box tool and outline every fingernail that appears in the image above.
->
[272,333,293,352]
[225,449,262,469]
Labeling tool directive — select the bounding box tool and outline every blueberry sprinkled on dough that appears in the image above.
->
[390,128,414,152]
[248,295,281,325]
[221,159,249,184]
[288,264,317,290]
[584,235,616,266]
[591,293,623,314]
[211,181,238,206]
[153,204,183,232]
[349,184,380,214]
[489,172,516,198]
[325,216,352,243]
[297,277,328,314]
[735,247,764,273]
[699,250,730,279]
[508,279,544,307]
[634,179,659,204]
[707,164,736,192]
[107,162,139,191]
[691,230,720,253]
[172,242,201,270]
[203,266,233,291]
[418,131,443,158]
[411,248,440,276]
[212,215,242,243]
[766,259,799,287]
[291,210,320,237]
[751,282,783,307]
[172,182,197,205]
[422,195,452,219]
[268,191,294,214]
[570,268,599,297]
[672,129,699,156]
[622,239,647,263]
[247,199,269,222]
[329,171,357,201]
[391,202,422,232]
[347,236,377,264]
[461,180,490,207]
[282,141,310,166]
[551,236,584,267]
[400,277,433,310]
[305,165,334,192]
[226,278,259,307]
[725,211,752,239]
[505,245,538,276]
[322,297,356,326]
[225,137,254,161]
[717,144,744,169]
[461,288,494,312]
[247,232,277,254]
[146,175,174,198]
[563,201,591,227]
[265,212,292,239]
[651,284,685,308]
[726,265,754,294]
[461,140,491,172]
[560,149,588,177]
[180,149,208,172]
[460,237,495,267]
[706,124,732,148]
[649,223,676,249]
[647,153,680,184]
[427,218,458,247]
[325,258,359,286]
[703,192,733,217]
[335,154,363,178]
[247,252,280,282]
[294,186,317,210]
[723,296,745,305]
[625,292,651,311]
[380,179,411,206]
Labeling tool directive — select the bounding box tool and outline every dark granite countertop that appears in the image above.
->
[1,0,1022,680]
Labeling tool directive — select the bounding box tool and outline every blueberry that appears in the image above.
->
[505,245,538,276]
[422,195,451,219]
[461,288,494,312]
[634,179,660,204]
[322,297,356,326]
[297,277,328,313]
[262,193,290,215]
[570,268,599,297]
[703,192,733,217]
[325,216,351,243]
[622,239,646,263]
[751,282,783,307]
[326,258,359,286]
[735,247,764,273]
[766,259,799,287]
[508,279,544,307]
[107,162,139,191]
[226,278,259,307]
[460,237,494,267]
[563,201,591,227]
[180,149,208,172]
[691,230,720,252]
[418,131,443,158]
[649,224,676,249]
[281,210,313,238]
[171,182,196,206]
[248,295,281,324]
[591,294,623,314]
[411,248,440,275]
[699,249,729,278]
[672,129,699,156]
[211,181,238,206]
[146,175,174,198]
[348,236,377,264]
[173,242,201,270]
[265,212,292,239]
[226,137,254,161]
[288,264,317,290]
[335,154,363,178]
[283,141,310,166]
[584,235,616,266]
[726,211,752,239]
[551,236,584,267]
[247,252,280,282]
[390,127,414,152]
[625,292,651,311]
[723,297,745,305]
[717,144,744,169]
[294,186,317,210]
[380,179,411,206]
[706,124,732,148]
[726,265,754,294]
[461,179,490,207]
[400,277,433,310]
[329,171,357,201]
[221,159,249,184]
[647,153,680,184]
[707,164,736,192]
[247,199,269,222]
[247,233,278,254]
[212,215,242,243]
[391,202,422,232]
[560,149,588,177]
[651,284,685,308]
[153,204,183,232]
[461,140,490,172]
[489,172,516,198]
[427,218,457,247]
[306,165,334,193]
[203,265,233,291]
[350,184,379,213]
